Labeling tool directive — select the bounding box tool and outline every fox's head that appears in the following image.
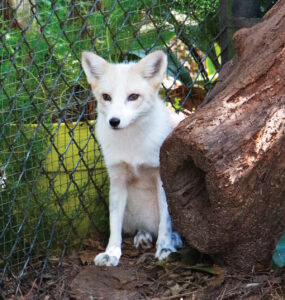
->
[81,51,167,130]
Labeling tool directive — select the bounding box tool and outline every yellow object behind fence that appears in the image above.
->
[40,122,108,248]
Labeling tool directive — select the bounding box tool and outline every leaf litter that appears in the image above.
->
[1,237,284,299]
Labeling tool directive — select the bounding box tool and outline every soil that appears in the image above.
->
[1,238,284,299]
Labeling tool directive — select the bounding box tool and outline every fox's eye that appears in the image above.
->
[102,93,111,101]
[128,93,140,101]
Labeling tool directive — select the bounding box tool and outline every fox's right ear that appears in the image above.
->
[81,51,107,84]
[135,50,167,89]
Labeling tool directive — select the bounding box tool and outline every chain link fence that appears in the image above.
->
[0,0,273,295]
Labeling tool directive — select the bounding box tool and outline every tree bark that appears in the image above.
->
[160,0,285,272]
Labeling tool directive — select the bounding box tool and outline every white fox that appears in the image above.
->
[82,50,183,266]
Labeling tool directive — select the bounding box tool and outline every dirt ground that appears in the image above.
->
[2,238,285,300]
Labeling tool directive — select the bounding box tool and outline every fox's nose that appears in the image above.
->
[109,117,120,128]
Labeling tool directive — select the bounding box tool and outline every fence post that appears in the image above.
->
[219,0,262,65]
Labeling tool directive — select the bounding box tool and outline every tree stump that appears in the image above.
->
[160,0,285,272]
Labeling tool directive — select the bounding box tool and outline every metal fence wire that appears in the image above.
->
[0,0,233,294]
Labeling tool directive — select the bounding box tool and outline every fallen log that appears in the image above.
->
[160,0,285,272]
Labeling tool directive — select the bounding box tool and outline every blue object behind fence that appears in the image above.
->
[273,233,285,268]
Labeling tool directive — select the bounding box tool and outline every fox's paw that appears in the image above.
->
[172,232,183,249]
[134,231,153,249]
[155,246,176,260]
[155,233,182,260]
[94,252,119,267]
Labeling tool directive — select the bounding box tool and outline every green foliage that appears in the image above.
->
[174,0,219,21]
[0,0,177,124]
[205,42,220,79]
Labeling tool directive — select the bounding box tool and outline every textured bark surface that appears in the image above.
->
[160,0,285,272]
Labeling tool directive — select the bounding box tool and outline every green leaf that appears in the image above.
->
[189,264,219,275]
[206,43,221,78]
[206,57,216,76]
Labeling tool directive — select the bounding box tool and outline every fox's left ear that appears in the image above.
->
[136,51,167,87]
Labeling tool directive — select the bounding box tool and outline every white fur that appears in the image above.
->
[82,50,183,267]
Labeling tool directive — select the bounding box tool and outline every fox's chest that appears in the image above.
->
[96,113,172,168]
[99,132,161,167]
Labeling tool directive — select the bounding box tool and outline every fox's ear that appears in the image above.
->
[81,51,107,84]
[136,51,167,87]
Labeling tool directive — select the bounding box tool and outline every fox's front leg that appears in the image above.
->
[94,170,127,267]
[155,178,182,260]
